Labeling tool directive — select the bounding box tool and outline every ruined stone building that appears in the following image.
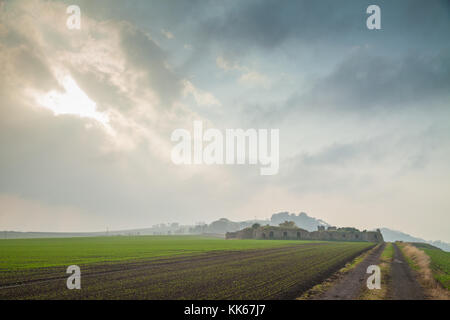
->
[226,225,383,242]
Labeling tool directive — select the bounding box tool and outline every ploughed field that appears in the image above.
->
[0,236,374,299]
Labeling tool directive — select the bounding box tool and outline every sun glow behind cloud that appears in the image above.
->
[36,75,110,128]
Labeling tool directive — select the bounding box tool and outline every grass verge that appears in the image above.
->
[399,242,449,300]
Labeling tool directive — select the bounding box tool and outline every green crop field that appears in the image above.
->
[0,236,323,270]
[423,248,450,290]
[0,236,374,299]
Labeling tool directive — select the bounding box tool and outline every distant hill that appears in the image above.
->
[191,212,330,234]
[379,227,426,243]
[188,218,256,234]
[270,212,329,232]
[379,228,450,252]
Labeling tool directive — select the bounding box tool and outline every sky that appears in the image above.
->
[0,0,449,242]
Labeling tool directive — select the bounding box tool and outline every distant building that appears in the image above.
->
[226,225,383,242]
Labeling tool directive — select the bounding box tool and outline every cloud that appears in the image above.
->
[183,80,221,107]
[238,71,271,89]
[161,29,174,39]
[197,0,450,53]
[0,0,247,230]
[298,50,450,113]
[242,47,450,124]
[216,56,271,89]
[216,56,241,72]
[120,26,184,108]
[280,123,449,195]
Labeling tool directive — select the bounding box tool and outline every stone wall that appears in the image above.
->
[253,227,310,240]
[226,226,383,242]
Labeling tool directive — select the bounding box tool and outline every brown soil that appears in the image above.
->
[390,243,425,300]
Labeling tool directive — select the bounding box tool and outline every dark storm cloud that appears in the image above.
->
[119,24,183,108]
[196,0,450,52]
[179,0,450,122]
[296,49,450,112]
[237,47,450,126]
[199,0,358,50]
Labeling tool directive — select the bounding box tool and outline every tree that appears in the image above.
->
[279,221,297,228]
[252,223,261,229]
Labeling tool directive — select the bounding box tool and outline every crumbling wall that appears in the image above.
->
[227,226,384,242]
[254,227,309,240]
